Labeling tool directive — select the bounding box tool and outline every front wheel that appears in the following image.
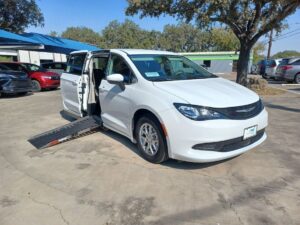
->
[294,74,300,84]
[31,80,41,92]
[135,116,168,163]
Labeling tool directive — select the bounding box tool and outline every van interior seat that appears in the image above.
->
[93,68,105,93]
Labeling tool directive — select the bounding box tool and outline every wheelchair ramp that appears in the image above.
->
[28,115,102,149]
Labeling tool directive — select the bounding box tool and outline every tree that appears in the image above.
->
[253,42,266,63]
[101,19,159,49]
[272,50,300,59]
[126,0,300,86]
[49,31,58,37]
[159,23,210,52]
[210,28,239,51]
[61,27,102,46]
[0,0,44,33]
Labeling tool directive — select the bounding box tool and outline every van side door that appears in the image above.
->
[99,53,136,136]
[61,53,86,116]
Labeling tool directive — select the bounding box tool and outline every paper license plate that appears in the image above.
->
[243,125,257,140]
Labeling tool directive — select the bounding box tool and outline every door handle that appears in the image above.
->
[71,82,77,86]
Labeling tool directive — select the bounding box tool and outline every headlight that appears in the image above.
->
[174,103,226,121]
[0,76,9,80]
[42,75,52,79]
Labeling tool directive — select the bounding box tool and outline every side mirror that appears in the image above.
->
[107,74,124,84]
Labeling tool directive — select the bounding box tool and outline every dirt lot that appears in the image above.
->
[0,89,300,225]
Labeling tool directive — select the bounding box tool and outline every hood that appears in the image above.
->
[153,77,259,108]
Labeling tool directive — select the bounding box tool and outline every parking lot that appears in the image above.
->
[0,89,300,225]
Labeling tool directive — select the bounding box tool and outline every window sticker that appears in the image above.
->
[145,72,160,77]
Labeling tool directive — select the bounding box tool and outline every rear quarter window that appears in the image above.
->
[292,60,300,66]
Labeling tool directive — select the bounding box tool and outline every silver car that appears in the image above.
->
[41,62,67,75]
[265,59,282,79]
[275,58,300,83]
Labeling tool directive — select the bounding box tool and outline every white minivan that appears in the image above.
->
[61,49,268,163]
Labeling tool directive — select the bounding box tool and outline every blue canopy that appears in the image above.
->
[21,33,100,54]
[0,29,42,48]
[0,29,100,54]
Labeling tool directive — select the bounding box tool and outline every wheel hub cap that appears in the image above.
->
[139,123,159,156]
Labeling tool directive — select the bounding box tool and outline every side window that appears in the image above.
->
[66,54,86,75]
[41,64,50,69]
[292,60,300,65]
[54,63,63,69]
[4,64,25,72]
[108,54,134,83]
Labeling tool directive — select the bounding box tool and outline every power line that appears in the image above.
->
[273,31,300,41]
[273,27,300,40]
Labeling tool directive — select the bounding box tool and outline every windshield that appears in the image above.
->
[130,54,216,81]
[24,64,45,72]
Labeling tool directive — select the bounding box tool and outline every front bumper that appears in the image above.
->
[161,108,268,163]
[40,77,60,89]
[0,79,32,94]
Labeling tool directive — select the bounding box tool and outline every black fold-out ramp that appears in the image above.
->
[28,116,102,149]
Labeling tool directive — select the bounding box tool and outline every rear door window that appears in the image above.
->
[279,59,290,66]
[66,54,86,75]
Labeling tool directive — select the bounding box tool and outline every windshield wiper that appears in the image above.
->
[150,77,173,82]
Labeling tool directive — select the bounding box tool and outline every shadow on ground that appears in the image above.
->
[265,103,300,113]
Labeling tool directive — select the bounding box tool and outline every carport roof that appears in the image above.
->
[0,29,43,49]
[0,29,100,54]
[21,33,100,54]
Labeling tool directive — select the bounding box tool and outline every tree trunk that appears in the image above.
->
[236,44,252,86]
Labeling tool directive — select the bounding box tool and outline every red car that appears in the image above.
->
[0,62,60,92]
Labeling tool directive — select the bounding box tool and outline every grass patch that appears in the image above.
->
[252,86,286,96]
[247,77,286,96]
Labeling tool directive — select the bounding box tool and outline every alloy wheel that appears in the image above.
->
[138,123,159,156]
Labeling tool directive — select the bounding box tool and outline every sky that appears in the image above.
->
[26,0,300,55]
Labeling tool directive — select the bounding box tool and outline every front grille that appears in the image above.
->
[192,129,265,152]
[51,76,60,80]
[11,80,32,88]
[215,100,264,120]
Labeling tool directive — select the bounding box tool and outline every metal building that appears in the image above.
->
[180,51,253,74]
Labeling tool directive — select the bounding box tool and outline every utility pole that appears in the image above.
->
[267,29,273,59]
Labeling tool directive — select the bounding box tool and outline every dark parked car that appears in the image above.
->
[0,62,60,92]
[0,64,32,96]
[256,59,268,77]
[41,62,67,75]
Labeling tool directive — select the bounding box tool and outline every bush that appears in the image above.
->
[247,77,268,90]
[247,77,285,95]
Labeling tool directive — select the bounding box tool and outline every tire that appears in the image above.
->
[31,80,42,92]
[135,115,168,163]
[294,74,300,84]
[262,74,269,79]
